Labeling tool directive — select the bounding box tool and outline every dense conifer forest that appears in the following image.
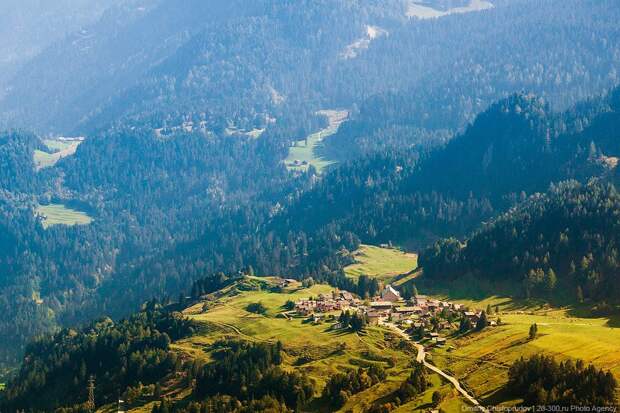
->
[420,181,620,303]
[1,302,194,412]
[507,355,617,406]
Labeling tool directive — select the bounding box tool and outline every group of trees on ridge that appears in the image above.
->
[194,340,314,411]
[507,354,616,406]
[1,301,194,412]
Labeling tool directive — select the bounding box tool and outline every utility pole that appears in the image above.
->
[86,375,96,412]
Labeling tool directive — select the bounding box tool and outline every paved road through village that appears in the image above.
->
[382,322,489,412]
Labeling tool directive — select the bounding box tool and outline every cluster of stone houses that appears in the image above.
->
[294,285,489,344]
[294,291,358,315]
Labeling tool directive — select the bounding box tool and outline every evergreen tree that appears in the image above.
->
[475,312,488,331]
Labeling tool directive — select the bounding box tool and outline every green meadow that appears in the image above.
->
[36,204,93,228]
[169,279,468,412]
[285,110,348,173]
[33,139,81,170]
[344,244,418,283]
[427,296,620,406]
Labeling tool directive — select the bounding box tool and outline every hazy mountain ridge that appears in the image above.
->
[2,0,619,139]
[0,0,122,96]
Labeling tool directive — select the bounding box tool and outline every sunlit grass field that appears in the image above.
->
[428,295,620,405]
[285,110,348,173]
[344,245,418,282]
[169,280,467,412]
[36,204,93,228]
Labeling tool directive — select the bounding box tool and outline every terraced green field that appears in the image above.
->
[169,279,469,412]
[36,204,93,228]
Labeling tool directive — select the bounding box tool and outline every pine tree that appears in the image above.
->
[475,312,488,331]
[459,317,472,333]
[545,269,557,292]
[576,285,584,303]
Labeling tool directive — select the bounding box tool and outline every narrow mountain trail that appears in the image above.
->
[382,322,489,412]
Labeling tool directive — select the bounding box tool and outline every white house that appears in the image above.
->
[381,284,401,302]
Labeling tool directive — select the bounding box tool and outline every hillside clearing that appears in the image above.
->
[344,244,418,283]
[341,25,388,59]
[36,204,93,228]
[33,139,82,170]
[285,109,348,173]
[406,0,494,19]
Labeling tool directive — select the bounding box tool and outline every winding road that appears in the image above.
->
[382,322,489,412]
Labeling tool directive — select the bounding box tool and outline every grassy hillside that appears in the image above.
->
[33,139,81,170]
[105,278,470,412]
[425,295,620,406]
[9,268,618,411]
[344,245,418,283]
[179,281,411,412]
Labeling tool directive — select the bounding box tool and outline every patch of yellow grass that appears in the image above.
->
[429,298,620,405]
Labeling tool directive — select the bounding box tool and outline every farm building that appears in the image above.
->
[370,301,393,310]
[381,284,401,302]
[414,295,428,306]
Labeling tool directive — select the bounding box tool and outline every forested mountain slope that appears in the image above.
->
[1,301,194,412]
[79,87,620,339]
[1,0,619,138]
[325,0,620,159]
[420,180,620,305]
[0,83,618,375]
[0,127,303,371]
[0,0,405,134]
[1,0,620,383]
[276,88,620,250]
